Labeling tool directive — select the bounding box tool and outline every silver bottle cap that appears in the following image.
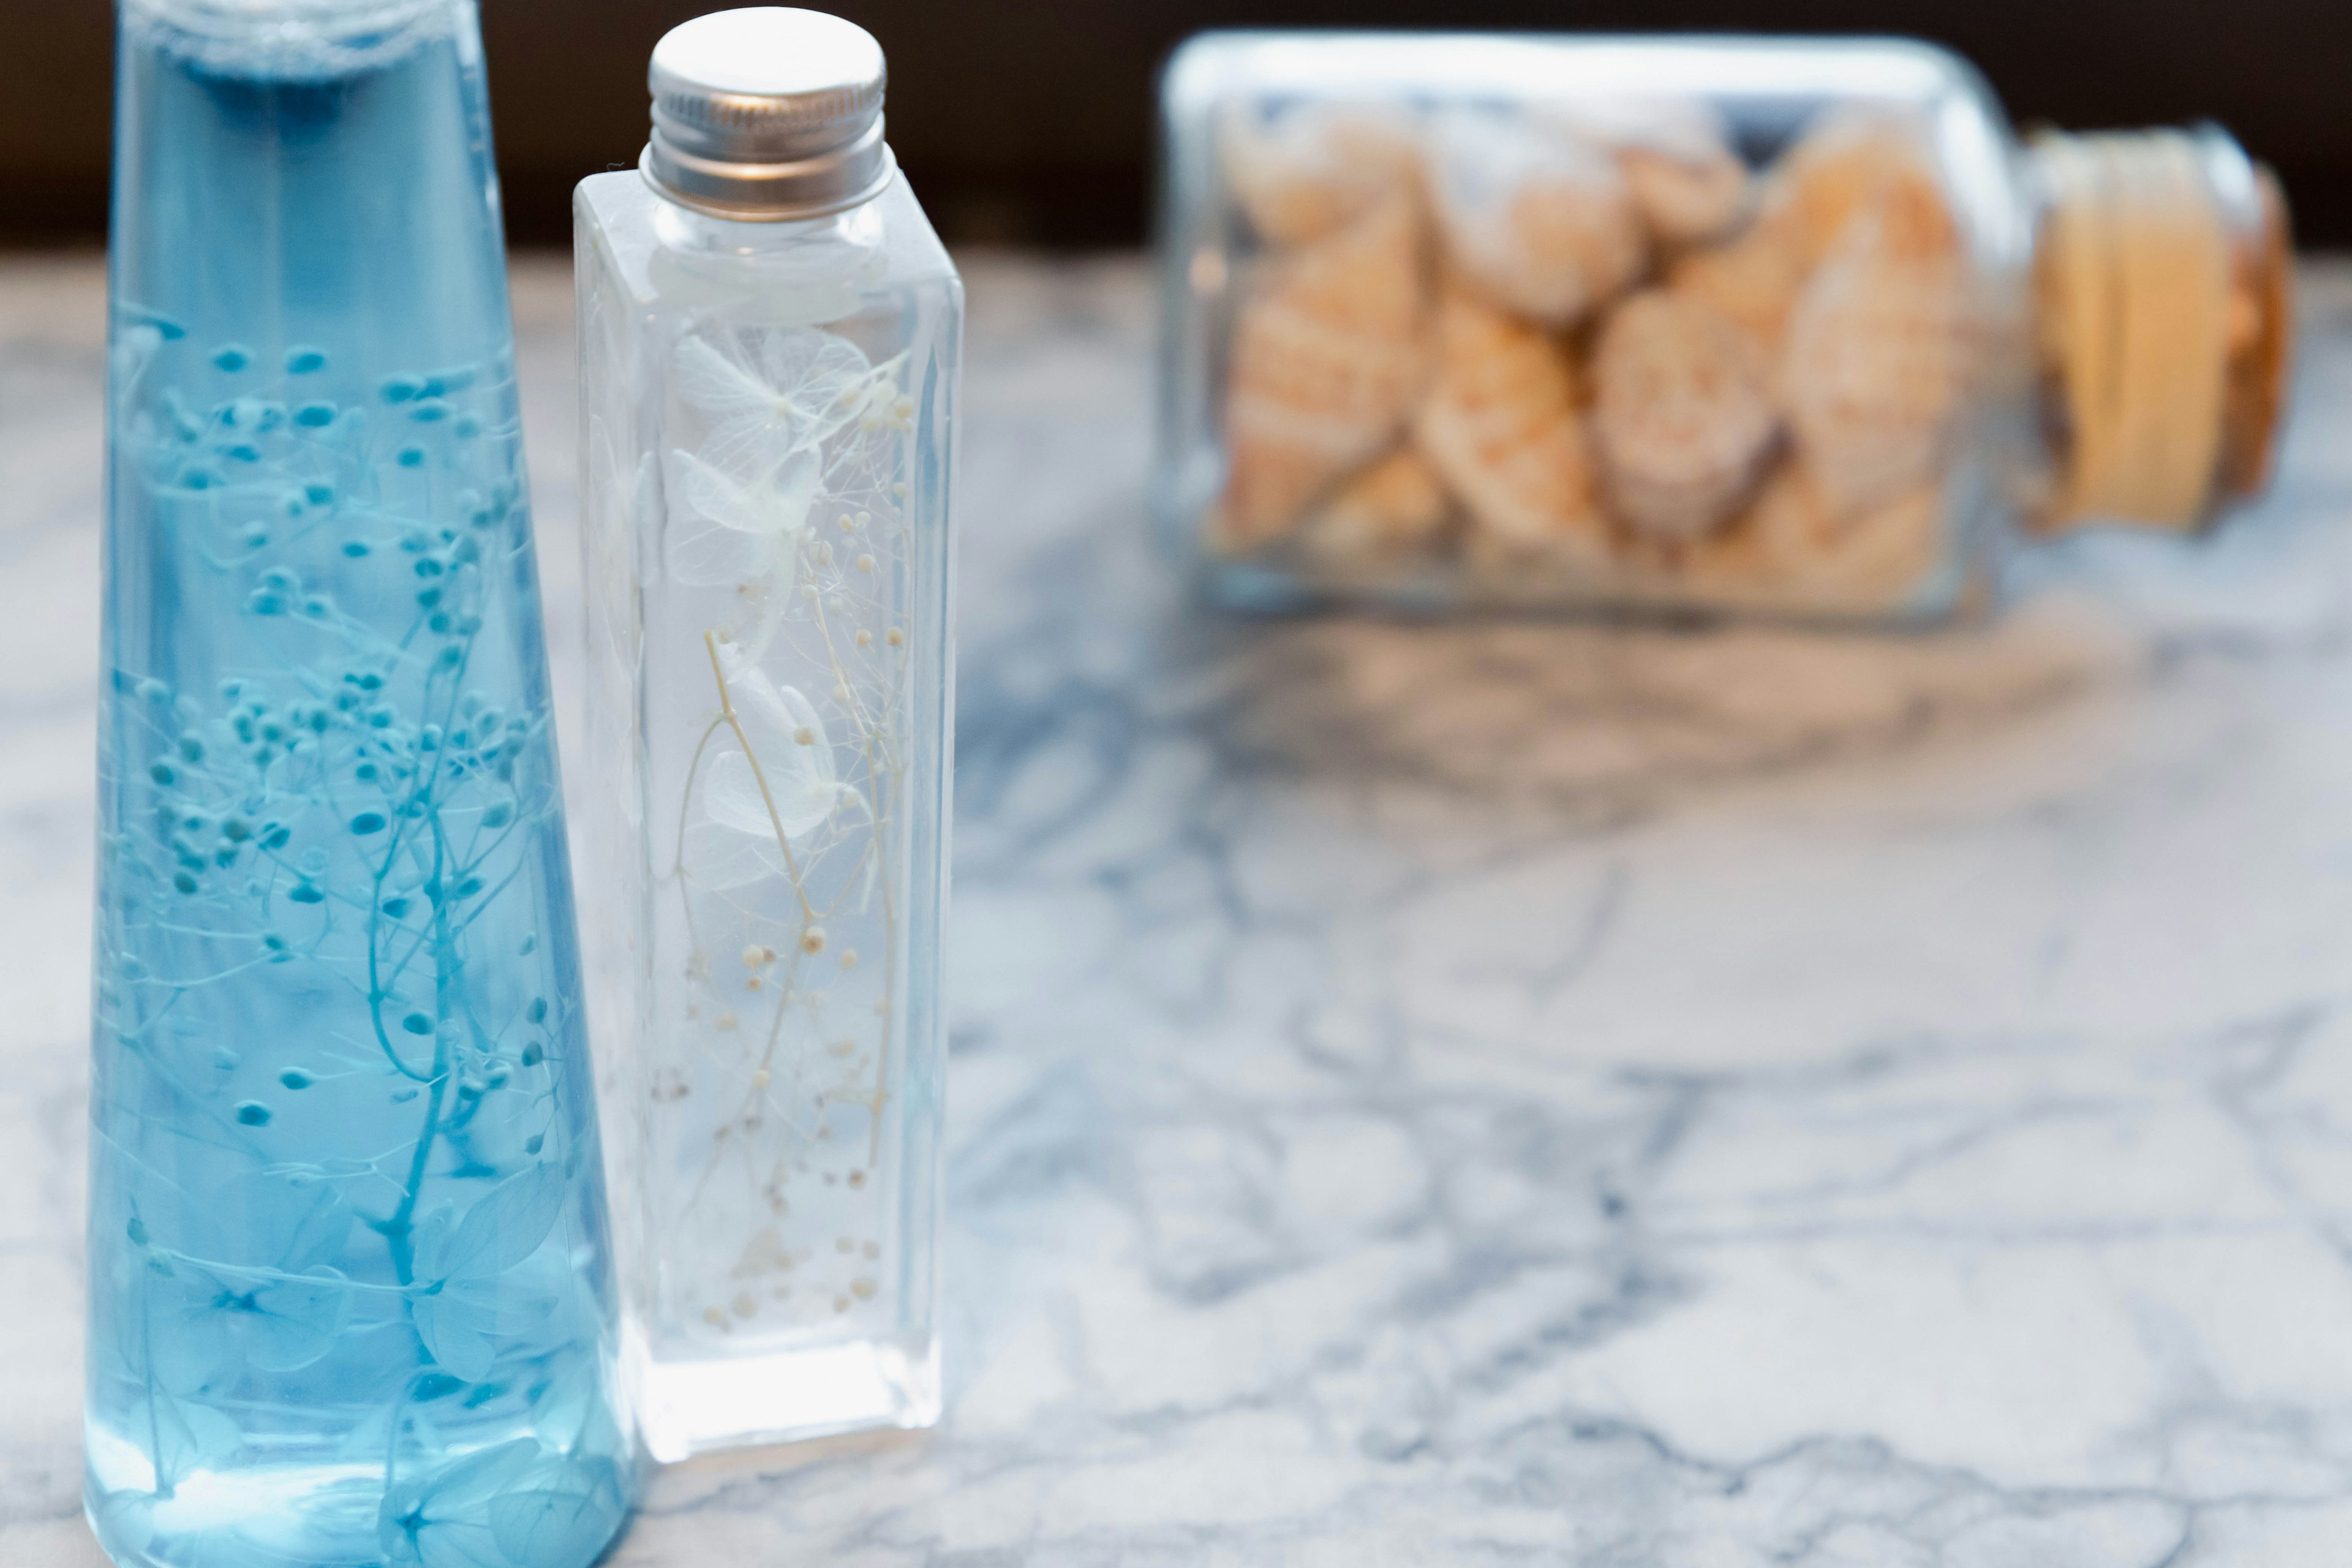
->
[643,7,895,222]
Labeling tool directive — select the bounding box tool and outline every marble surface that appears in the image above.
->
[8,254,2352,1564]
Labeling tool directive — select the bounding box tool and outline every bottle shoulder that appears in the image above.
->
[575,170,959,323]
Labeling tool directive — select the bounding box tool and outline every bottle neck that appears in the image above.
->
[121,0,466,77]
[648,189,884,257]
[2029,127,2292,536]
[641,180,891,313]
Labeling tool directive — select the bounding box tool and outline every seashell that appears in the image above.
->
[1212,197,1429,553]
[1542,97,1751,249]
[1667,220,1810,356]
[1425,109,1645,327]
[1689,464,1940,608]
[1414,281,1608,563]
[1591,290,1780,542]
[1302,447,1453,565]
[1621,146,1749,253]
[1782,193,1968,521]
[1765,105,1958,265]
[1220,102,1425,249]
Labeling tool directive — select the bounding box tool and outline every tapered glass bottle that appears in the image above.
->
[87,2,633,1564]
[573,7,961,1458]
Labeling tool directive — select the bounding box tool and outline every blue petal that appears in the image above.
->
[488,1475,626,1567]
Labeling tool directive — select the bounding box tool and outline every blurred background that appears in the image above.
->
[6,0,2350,248]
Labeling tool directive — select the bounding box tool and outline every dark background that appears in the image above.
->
[13,1,2351,247]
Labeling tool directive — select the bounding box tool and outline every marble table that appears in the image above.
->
[7,253,2352,1566]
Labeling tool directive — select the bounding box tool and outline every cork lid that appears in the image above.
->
[2218,164,2294,502]
[2030,126,2294,535]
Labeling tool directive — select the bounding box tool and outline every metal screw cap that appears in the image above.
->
[643,7,895,221]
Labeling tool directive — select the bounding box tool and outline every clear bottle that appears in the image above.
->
[89,2,633,1564]
[573,6,961,1458]
[1155,34,2293,622]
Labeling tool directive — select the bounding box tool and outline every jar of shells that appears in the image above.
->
[1155,34,2293,621]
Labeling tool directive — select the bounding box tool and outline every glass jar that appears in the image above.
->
[1154,33,2293,622]
[573,6,961,1459]
[89,2,633,1564]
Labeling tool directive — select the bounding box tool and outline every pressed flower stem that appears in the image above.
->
[650,349,916,1331]
[802,567,903,1164]
[139,1270,172,1499]
[670,714,728,969]
[703,630,817,924]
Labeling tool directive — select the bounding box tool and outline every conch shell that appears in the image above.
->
[1302,447,1454,565]
[1691,464,1941,609]
[1212,198,1430,554]
[1591,290,1779,542]
[1782,179,1967,521]
[1219,102,1424,249]
[1425,109,1645,326]
[1667,220,1810,356]
[1544,97,1751,249]
[1766,106,1958,264]
[1415,281,1608,562]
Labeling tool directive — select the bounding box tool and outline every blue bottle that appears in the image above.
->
[85,3,633,1564]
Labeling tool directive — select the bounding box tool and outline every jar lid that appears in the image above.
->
[643,7,895,222]
[2032,127,2293,534]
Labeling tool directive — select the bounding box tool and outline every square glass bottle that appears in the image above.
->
[573,6,960,1459]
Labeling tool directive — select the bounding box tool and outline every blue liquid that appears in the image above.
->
[87,7,631,1565]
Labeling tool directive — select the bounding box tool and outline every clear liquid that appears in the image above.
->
[573,174,957,1455]
[88,9,631,1565]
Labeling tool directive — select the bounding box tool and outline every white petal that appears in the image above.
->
[718,651,835,776]
[704,750,841,842]
[679,818,786,891]
[709,579,785,664]
[760,331,873,439]
[750,445,824,537]
[701,649,844,843]
[698,415,807,487]
[760,327,871,386]
[842,352,911,423]
[663,510,772,587]
[677,441,823,539]
[666,447,756,533]
[672,334,773,420]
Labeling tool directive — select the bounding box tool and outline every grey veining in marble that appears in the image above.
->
[7,254,2352,1564]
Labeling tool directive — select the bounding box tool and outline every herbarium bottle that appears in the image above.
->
[573,6,961,1458]
[88,2,633,1564]
[1155,34,2294,621]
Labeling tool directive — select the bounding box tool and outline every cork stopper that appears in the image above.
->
[2029,127,2293,535]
